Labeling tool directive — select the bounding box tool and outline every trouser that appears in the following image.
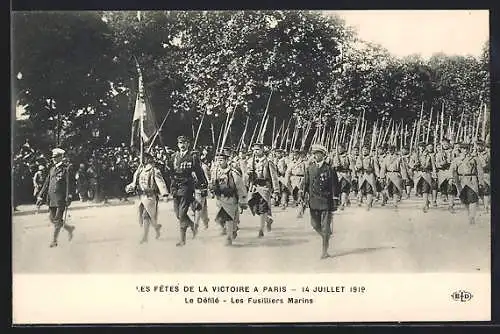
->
[49,206,73,242]
[194,196,209,227]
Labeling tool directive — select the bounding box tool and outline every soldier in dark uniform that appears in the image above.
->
[302,144,340,259]
[36,148,76,248]
[167,136,208,246]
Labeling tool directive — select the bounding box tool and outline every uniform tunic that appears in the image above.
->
[211,165,247,222]
[302,160,340,236]
[129,163,169,225]
[285,158,306,193]
[434,149,453,189]
[355,154,377,194]
[37,162,74,225]
[450,154,484,204]
[379,153,408,194]
[476,150,490,195]
[167,151,208,228]
[412,151,436,194]
[246,155,280,215]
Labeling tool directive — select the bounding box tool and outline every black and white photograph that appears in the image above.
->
[12,9,491,323]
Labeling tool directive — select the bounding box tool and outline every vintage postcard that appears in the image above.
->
[12,9,490,324]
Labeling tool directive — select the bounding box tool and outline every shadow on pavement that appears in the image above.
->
[75,238,124,245]
[330,246,396,258]
[230,237,310,248]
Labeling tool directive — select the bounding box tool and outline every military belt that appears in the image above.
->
[458,173,475,176]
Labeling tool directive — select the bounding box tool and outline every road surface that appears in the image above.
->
[12,197,490,273]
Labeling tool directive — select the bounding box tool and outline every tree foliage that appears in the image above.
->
[12,10,490,150]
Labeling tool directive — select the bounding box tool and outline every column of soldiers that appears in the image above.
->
[37,134,488,257]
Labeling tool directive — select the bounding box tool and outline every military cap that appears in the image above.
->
[143,151,154,159]
[252,142,264,149]
[215,148,231,158]
[310,144,328,155]
[38,165,45,171]
[417,142,426,147]
[177,135,190,143]
[291,148,300,153]
[51,148,65,157]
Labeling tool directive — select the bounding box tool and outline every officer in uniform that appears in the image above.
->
[36,148,76,248]
[450,143,484,224]
[379,144,408,208]
[356,145,378,210]
[210,148,248,246]
[192,149,211,231]
[126,151,169,244]
[247,142,280,238]
[332,145,354,210]
[285,148,307,218]
[413,142,437,212]
[302,144,340,259]
[167,136,208,246]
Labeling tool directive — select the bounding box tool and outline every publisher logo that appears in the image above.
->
[451,290,473,302]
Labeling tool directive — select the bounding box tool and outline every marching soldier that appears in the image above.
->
[379,144,408,208]
[285,149,307,218]
[475,141,490,211]
[167,136,208,247]
[450,143,484,224]
[374,144,389,206]
[302,144,340,259]
[32,165,47,200]
[400,146,413,199]
[332,145,354,210]
[356,145,377,210]
[413,143,438,213]
[247,142,280,238]
[126,151,169,244]
[277,149,290,209]
[350,146,360,204]
[193,150,211,230]
[435,139,456,211]
[36,148,76,248]
[210,148,248,246]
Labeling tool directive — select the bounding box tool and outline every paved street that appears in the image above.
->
[12,197,490,273]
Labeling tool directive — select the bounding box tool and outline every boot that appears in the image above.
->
[258,229,264,238]
[320,235,330,259]
[176,227,187,247]
[191,222,198,239]
[154,224,162,239]
[266,216,273,232]
[64,225,75,241]
[50,225,62,248]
